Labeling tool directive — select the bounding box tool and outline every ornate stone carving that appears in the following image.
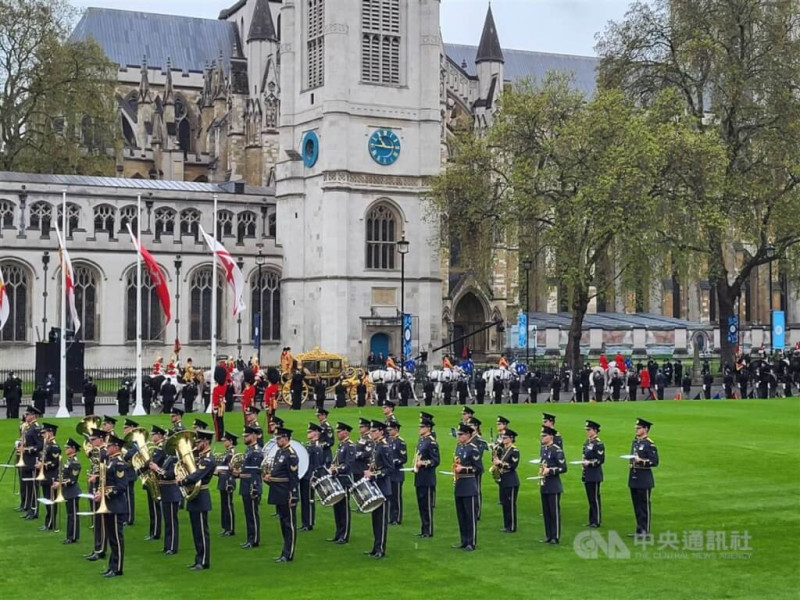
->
[323,171,430,189]
[324,23,348,34]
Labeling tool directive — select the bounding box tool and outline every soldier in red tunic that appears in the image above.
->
[212,365,227,442]
[264,368,281,434]
[240,368,257,426]
[152,355,163,376]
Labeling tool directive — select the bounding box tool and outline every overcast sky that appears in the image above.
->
[70,0,632,56]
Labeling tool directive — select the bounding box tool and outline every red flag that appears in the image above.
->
[127,225,171,325]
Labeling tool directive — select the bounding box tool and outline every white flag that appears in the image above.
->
[0,267,10,331]
[54,221,81,337]
[199,225,247,316]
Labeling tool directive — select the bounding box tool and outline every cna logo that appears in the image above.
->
[573,530,631,559]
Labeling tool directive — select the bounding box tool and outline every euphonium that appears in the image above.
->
[15,421,29,468]
[229,452,244,472]
[165,430,200,501]
[124,427,159,500]
[95,462,111,514]
[53,456,66,504]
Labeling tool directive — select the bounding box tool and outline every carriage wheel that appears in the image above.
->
[301,381,312,404]
[347,383,359,404]
[281,381,293,406]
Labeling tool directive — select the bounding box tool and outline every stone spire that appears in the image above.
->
[139,55,153,103]
[163,57,175,106]
[476,4,504,64]
[247,0,278,42]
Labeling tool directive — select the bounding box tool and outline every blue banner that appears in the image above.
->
[727,315,739,345]
[773,310,786,350]
[518,313,527,348]
[402,313,412,359]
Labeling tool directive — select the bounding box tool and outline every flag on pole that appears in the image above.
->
[0,267,10,331]
[127,224,172,324]
[199,225,247,316]
[54,221,80,337]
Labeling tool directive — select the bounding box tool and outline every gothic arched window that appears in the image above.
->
[57,202,80,237]
[251,270,281,342]
[68,265,99,341]
[126,267,165,341]
[29,201,52,236]
[365,202,398,270]
[0,199,15,228]
[0,261,29,342]
[268,211,277,238]
[180,209,201,241]
[361,0,401,85]
[237,211,257,244]
[155,207,176,241]
[189,267,222,341]
[93,204,116,238]
[217,210,234,239]
[119,205,138,234]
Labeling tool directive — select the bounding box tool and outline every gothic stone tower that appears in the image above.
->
[276,0,443,359]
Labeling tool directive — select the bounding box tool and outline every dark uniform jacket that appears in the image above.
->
[42,440,61,481]
[332,438,356,488]
[122,446,138,484]
[314,381,327,402]
[368,438,395,497]
[353,434,373,480]
[471,436,488,477]
[318,420,334,467]
[216,448,237,492]
[305,442,324,480]
[62,455,82,499]
[181,450,216,512]
[239,444,264,498]
[540,443,567,494]
[388,436,407,483]
[628,436,659,489]
[267,446,299,505]
[582,437,605,483]
[105,452,130,514]
[158,455,183,503]
[454,442,481,497]
[423,381,435,400]
[414,434,439,488]
[495,445,520,489]
[22,423,43,468]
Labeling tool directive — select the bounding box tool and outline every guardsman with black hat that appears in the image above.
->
[628,418,659,538]
[316,408,334,467]
[180,430,216,570]
[330,422,355,543]
[414,417,439,538]
[85,429,108,562]
[453,422,480,551]
[382,400,398,428]
[241,368,257,424]
[144,425,167,542]
[236,425,264,549]
[121,418,140,525]
[56,437,82,543]
[582,420,605,528]
[363,420,395,559]
[265,427,300,562]
[494,428,520,533]
[386,421,407,525]
[101,433,129,577]
[542,413,564,450]
[216,431,238,537]
[19,406,43,519]
[581,421,606,527]
[37,422,61,531]
[169,407,186,435]
[539,425,567,544]
[300,423,324,532]
[314,377,327,411]
[353,418,373,481]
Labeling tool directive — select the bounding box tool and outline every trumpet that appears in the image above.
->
[15,421,29,468]
[53,456,66,504]
[94,462,111,514]
[453,457,460,484]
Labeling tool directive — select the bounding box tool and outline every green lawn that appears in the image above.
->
[0,400,798,599]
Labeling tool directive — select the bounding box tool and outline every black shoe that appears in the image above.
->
[240,543,254,549]
[299,526,312,532]
[14,507,25,512]
[500,528,510,533]
[188,564,205,571]
[164,550,176,555]
[373,552,385,559]
[389,521,399,526]
[100,569,112,576]
[451,543,465,549]
[274,556,288,563]
[548,540,559,545]
[363,550,375,556]
[326,537,339,542]
[86,553,104,561]
[464,545,475,552]
[62,539,73,544]
[420,534,432,538]
[335,539,348,544]
[103,571,121,578]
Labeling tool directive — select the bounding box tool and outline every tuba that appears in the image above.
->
[165,431,200,501]
[124,428,160,501]
[76,416,103,457]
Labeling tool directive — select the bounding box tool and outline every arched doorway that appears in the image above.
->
[370,333,391,359]
[453,292,488,358]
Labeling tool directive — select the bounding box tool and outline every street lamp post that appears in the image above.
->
[174,255,182,352]
[255,247,265,366]
[236,256,244,360]
[522,257,532,367]
[766,244,775,352]
[397,237,410,384]
[42,251,50,336]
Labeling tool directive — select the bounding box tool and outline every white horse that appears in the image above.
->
[426,367,469,402]
[368,368,417,403]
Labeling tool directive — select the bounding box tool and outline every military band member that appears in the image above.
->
[236,425,264,548]
[217,431,238,537]
[85,429,108,562]
[169,407,186,435]
[468,417,488,520]
[452,423,480,551]
[387,421,408,525]
[56,438,82,543]
[329,422,355,543]
[37,423,61,531]
[414,417,439,538]
[461,406,475,424]
[144,425,167,541]
[100,434,129,577]
[495,428,520,533]
[180,430,216,570]
[539,425,567,544]
[382,400,398,427]
[542,413,564,449]
[101,415,117,436]
[244,407,265,449]
[150,433,181,555]
[300,423,324,532]
[265,427,300,562]
[121,418,140,525]
[353,418,373,481]
[193,418,209,432]
[628,418,659,538]
[582,420,605,528]
[316,408,334,467]
[363,420,395,559]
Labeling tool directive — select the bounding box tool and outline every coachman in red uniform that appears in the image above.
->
[212,365,227,441]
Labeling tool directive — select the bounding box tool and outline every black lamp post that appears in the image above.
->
[522,257,532,367]
[42,251,50,336]
[174,255,182,350]
[255,247,265,365]
[397,236,410,382]
[236,256,244,359]
[766,243,775,352]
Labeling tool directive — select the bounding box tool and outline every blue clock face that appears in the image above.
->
[301,131,319,168]
[368,129,401,166]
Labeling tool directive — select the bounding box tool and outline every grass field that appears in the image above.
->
[0,399,798,599]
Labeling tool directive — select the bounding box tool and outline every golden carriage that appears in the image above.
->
[280,346,373,405]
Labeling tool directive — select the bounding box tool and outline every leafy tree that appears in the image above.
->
[0,0,117,174]
[597,0,800,366]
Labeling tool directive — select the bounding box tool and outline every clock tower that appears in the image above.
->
[276,0,443,360]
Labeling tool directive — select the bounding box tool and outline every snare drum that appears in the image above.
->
[310,472,346,507]
[351,477,385,513]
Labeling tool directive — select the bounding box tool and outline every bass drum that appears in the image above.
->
[262,439,310,479]
[351,477,385,513]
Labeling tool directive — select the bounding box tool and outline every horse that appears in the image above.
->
[426,367,470,403]
[367,367,417,403]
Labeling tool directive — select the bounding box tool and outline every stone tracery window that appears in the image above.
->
[251,270,281,342]
[0,199,15,228]
[93,204,116,238]
[126,266,164,341]
[0,261,29,342]
[155,207,176,241]
[365,202,398,270]
[237,211,257,244]
[180,208,201,241]
[189,267,222,341]
[29,201,52,236]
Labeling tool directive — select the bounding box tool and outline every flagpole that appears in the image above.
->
[133,194,146,416]
[208,194,218,415]
[56,192,69,418]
